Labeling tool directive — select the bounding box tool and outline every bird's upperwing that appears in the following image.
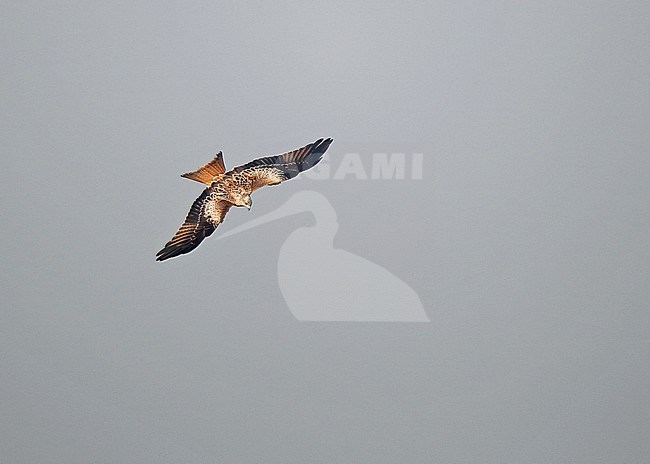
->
[233,138,333,192]
[180,152,226,185]
[156,188,232,261]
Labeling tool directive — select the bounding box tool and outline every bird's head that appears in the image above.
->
[231,192,252,210]
[243,195,252,210]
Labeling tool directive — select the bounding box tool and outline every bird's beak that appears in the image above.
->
[245,204,251,210]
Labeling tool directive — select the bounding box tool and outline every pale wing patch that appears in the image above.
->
[233,138,332,192]
[246,167,288,191]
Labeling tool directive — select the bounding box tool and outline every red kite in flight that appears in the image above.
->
[156,138,333,261]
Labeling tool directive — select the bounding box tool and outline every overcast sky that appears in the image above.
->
[2,1,649,463]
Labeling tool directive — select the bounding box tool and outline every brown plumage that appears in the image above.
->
[156,137,333,261]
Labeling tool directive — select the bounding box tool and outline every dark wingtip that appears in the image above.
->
[298,137,332,172]
[155,249,171,261]
[156,244,186,261]
[155,244,182,261]
[312,137,333,154]
[155,249,179,261]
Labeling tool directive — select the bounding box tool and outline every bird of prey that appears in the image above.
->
[156,137,333,261]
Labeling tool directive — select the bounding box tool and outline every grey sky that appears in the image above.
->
[2,1,649,463]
